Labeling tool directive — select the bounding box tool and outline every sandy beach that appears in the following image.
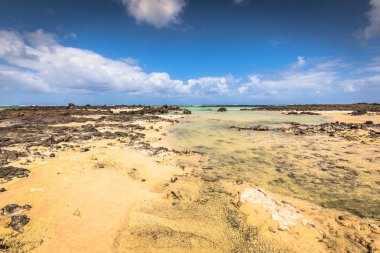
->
[0,104,379,253]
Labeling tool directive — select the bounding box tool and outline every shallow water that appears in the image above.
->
[169,107,380,219]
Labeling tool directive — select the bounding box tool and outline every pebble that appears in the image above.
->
[170,189,182,199]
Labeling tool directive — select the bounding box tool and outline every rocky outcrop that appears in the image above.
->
[217,107,227,112]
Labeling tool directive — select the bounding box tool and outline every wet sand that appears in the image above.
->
[0,105,379,252]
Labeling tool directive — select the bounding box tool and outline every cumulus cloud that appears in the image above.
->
[188,75,237,95]
[120,0,186,28]
[237,57,380,97]
[1,30,379,103]
[0,29,191,94]
[353,0,380,43]
[0,29,236,96]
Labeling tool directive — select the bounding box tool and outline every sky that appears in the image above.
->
[0,0,379,105]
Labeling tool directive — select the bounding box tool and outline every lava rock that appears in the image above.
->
[0,166,30,181]
[10,215,30,231]
[1,204,22,215]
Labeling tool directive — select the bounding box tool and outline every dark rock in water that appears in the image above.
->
[1,204,22,215]
[300,111,321,115]
[0,166,30,181]
[286,111,321,116]
[183,109,192,115]
[351,110,367,116]
[10,215,30,231]
[230,124,269,131]
[0,188,6,192]
[217,107,227,112]
[253,125,269,131]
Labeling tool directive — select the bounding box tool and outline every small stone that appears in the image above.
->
[80,147,90,152]
[73,209,81,217]
[10,215,29,231]
[22,205,32,211]
[0,188,6,192]
[141,179,146,182]
[49,153,55,158]
[236,179,243,185]
[170,189,182,199]
[170,177,178,183]
[96,162,104,169]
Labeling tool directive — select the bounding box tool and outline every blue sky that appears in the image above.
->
[0,0,379,105]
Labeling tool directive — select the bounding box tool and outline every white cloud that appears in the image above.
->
[188,75,237,94]
[238,58,340,95]
[292,56,306,69]
[120,0,186,28]
[238,57,380,98]
[1,30,379,102]
[353,0,380,43]
[0,29,235,96]
[0,29,190,94]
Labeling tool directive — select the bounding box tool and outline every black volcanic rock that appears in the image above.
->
[0,167,30,181]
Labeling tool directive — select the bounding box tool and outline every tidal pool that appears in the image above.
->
[169,107,380,219]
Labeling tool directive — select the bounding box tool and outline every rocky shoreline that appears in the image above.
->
[231,121,380,144]
[0,105,380,252]
[240,103,380,112]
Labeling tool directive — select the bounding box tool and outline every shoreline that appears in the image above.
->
[0,105,379,252]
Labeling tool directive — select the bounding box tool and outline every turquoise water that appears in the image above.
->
[170,107,380,219]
